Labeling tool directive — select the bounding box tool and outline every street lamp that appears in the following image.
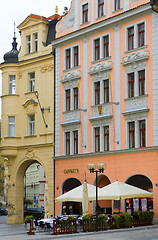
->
[150,0,158,13]
[88,163,105,232]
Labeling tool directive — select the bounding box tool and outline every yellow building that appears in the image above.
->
[0,13,59,223]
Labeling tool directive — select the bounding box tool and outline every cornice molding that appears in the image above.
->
[61,69,82,82]
[121,50,150,66]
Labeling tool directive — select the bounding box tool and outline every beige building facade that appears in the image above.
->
[0,13,59,223]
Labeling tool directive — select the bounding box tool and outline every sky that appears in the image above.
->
[0,0,71,116]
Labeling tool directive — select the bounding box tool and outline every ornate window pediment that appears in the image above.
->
[61,70,82,83]
[121,50,150,66]
[22,99,38,115]
[89,60,113,75]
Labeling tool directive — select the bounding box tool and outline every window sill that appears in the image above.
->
[112,8,123,13]
[91,102,111,108]
[91,56,111,64]
[96,15,105,20]
[80,21,90,26]
[124,45,147,54]
[25,51,38,56]
[24,135,37,138]
[63,109,80,114]
[25,91,36,95]
[63,65,81,72]
[124,94,148,101]
[1,94,19,98]
[4,136,21,139]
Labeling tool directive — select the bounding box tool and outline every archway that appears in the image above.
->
[61,178,81,215]
[93,175,112,214]
[125,174,153,214]
[5,147,54,224]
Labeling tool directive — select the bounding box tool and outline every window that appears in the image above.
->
[104,126,109,151]
[129,122,135,148]
[66,132,70,155]
[95,82,100,105]
[114,0,120,11]
[33,33,38,52]
[139,120,146,147]
[94,39,100,61]
[139,70,145,96]
[66,49,71,70]
[98,0,104,17]
[74,46,79,67]
[29,72,35,92]
[104,79,109,103]
[66,89,71,111]
[95,127,100,152]
[128,27,134,51]
[74,87,78,110]
[27,35,31,54]
[82,3,88,24]
[128,73,134,98]
[126,21,145,51]
[28,115,35,136]
[8,116,15,137]
[9,75,16,94]
[138,23,145,48]
[103,35,109,58]
[74,130,78,154]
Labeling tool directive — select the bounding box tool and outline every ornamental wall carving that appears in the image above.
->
[125,112,148,122]
[92,103,111,116]
[92,70,111,82]
[125,61,147,73]
[125,96,147,110]
[26,148,35,159]
[40,64,54,73]
[89,60,113,75]
[61,70,82,82]
[56,1,75,33]
[63,110,80,122]
[91,117,111,127]
[62,123,80,132]
[23,99,38,115]
[122,50,150,66]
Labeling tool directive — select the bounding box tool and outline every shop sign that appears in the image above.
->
[64,168,79,174]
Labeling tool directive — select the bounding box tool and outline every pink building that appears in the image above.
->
[53,0,158,220]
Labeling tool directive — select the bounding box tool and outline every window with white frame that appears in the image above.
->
[27,35,31,54]
[8,116,15,137]
[104,126,109,151]
[127,119,146,149]
[29,72,35,92]
[93,125,110,152]
[98,0,104,18]
[66,89,71,111]
[126,69,146,98]
[82,3,88,24]
[33,33,38,52]
[114,0,121,11]
[74,130,78,154]
[64,129,79,155]
[74,87,79,110]
[93,78,110,105]
[28,115,35,136]
[95,127,100,152]
[9,75,16,95]
[65,131,70,155]
[65,45,79,70]
[93,34,110,61]
[126,21,146,51]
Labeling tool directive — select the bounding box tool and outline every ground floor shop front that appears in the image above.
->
[55,147,158,219]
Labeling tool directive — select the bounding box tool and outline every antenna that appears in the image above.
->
[14,20,16,38]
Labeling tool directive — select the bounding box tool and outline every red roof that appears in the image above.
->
[29,13,60,21]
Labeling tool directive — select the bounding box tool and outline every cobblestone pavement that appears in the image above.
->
[1,216,158,240]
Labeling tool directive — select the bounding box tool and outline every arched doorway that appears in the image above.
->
[61,178,82,215]
[93,175,112,214]
[5,147,54,224]
[125,174,153,214]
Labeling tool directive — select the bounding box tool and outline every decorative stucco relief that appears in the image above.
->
[125,96,147,110]
[62,123,80,132]
[61,69,82,82]
[40,64,54,73]
[92,70,111,82]
[125,61,147,73]
[122,50,150,66]
[91,116,111,127]
[92,103,111,116]
[125,112,148,122]
[63,110,80,122]
[56,1,75,33]
[89,60,113,75]
[26,148,35,159]
[23,99,38,115]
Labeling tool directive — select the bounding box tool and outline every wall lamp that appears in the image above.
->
[150,0,158,13]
